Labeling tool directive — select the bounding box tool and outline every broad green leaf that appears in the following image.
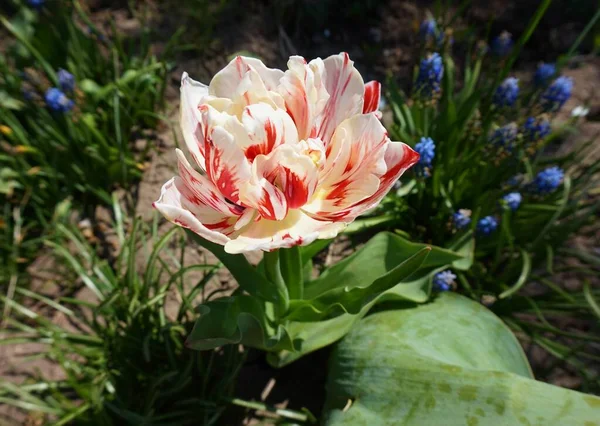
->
[323,293,600,425]
[303,232,465,300]
[269,236,472,366]
[285,248,430,321]
[186,295,295,352]
[447,232,475,271]
[186,231,276,303]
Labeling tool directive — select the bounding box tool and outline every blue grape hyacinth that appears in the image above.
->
[452,209,472,230]
[415,53,443,99]
[502,192,522,211]
[532,166,564,194]
[27,0,44,9]
[419,18,437,41]
[522,116,551,142]
[534,63,556,87]
[489,123,518,151]
[523,117,551,141]
[493,77,519,107]
[58,69,76,92]
[414,137,435,177]
[45,88,74,112]
[491,31,513,56]
[541,76,573,112]
[477,216,498,235]
[433,270,456,292]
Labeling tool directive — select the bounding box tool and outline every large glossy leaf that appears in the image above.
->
[186,295,296,352]
[323,293,600,425]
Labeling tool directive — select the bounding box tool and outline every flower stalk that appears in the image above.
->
[263,250,290,318]
[279,245,303,300]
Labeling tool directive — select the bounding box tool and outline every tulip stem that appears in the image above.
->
[263,250,290,318]
[279,245,303,300]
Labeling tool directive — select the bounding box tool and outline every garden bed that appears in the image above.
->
[1,0,599,425]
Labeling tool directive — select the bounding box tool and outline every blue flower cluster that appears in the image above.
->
[502,192,522,211]
[541,76,573,112]
[419,18,446,46]
[44,69,76,113]
[415,53,444,99]
[58,69,76,92]
[493,77,519,107]
[27,0,44,9]
[531,166,564,194]
[433,270,456,292]
[491,31,513,56]
[414,137,435,177]
[477,216,498,236]
[534,63,556,87]
[522,116,551,142]
[452,209,472,230]
[489,123,518,151]
[420,18,437,40]
[45,88,74,112]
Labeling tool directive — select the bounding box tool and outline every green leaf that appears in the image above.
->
[186,295,296,352]
[268,236,471,367]
[285,247,430,321]
[499,249,531,299]
[186,231,276,303]
[303,232,465,300]
[323,293,600,425]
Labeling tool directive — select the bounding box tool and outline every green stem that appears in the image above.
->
[226,398,312,422]
[280,246,303,300]
[561,6,600,67]
[263,250,289,317]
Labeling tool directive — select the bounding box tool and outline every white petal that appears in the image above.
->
[205,126,252,205]
[238,153,288,221]
[278,56,330,140]
[259,144,319,209]
[175,149,244,216]
[304,113,388,215]
[209,56,283,97]
[315,52,365,144]
[208,56,285,116]
[224,209,346,254]
[153,177,235,246]
[180,72,209,169]
[317,141,419,221]
[240,103,298,160]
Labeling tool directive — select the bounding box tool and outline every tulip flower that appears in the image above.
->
[154,53,418,253]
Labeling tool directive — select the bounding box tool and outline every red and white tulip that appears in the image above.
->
[154,53,419,253]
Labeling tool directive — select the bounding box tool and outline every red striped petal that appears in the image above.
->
[240,103,298,162]
[316,52,365,145]
[363,80,381,114]
[180,73,209,170]
[317,142,419,221]
[279,56,329,141]
[304,114,388,215]
[204,127,251,205]
[175,149,244,216]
